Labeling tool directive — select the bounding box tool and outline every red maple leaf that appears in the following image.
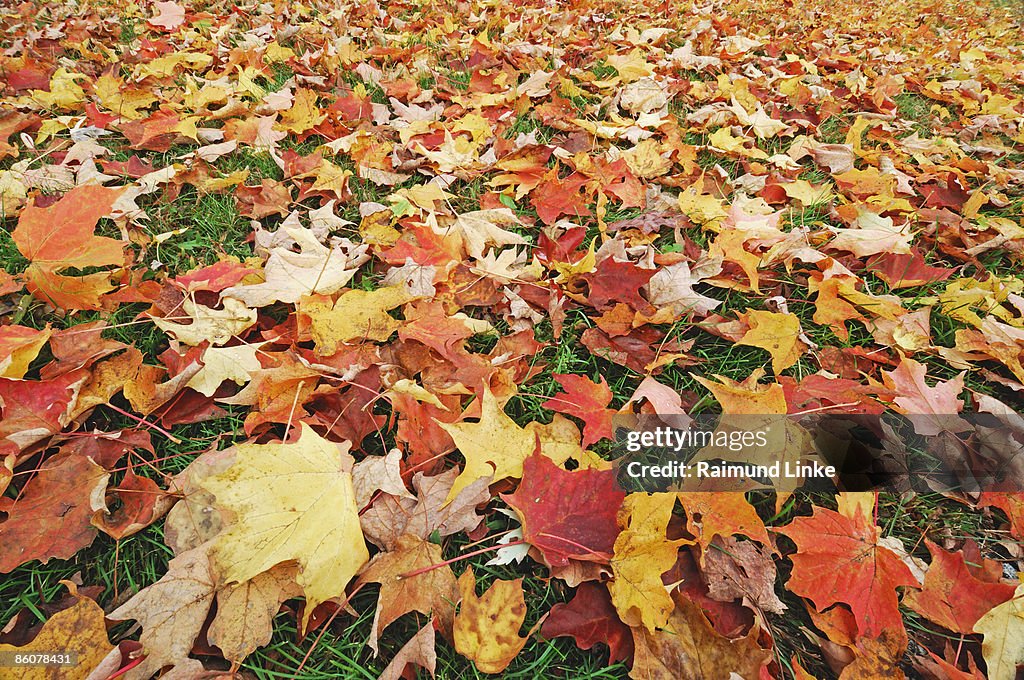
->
[777,503,918,638]
[503,452,624,567]
[541,582,633,663]
[542,374,616,448]
[583,257,655,312]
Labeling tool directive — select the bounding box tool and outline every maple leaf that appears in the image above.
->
[0,584,113,680]
[504,452,624,567]
[302,285,415,355]
[357,533,459,653]
[881,356,969,436]
[108,546,216,679]
[692,371,788,414]
[0,453,109,572]
[541,374,616,448]
[91,468,172,540]
[151,297,257,346]
[186,343,264,397]
[736,309,807,374]
[676,492,770,556]
[904,539,1016,634]
[584,257,655,311]
[630,596,770,680]
[0,370,85,449]
[222,226,370,307]
[974,585,1024,680]
[0,325,51,379]
[379,620,437,680]
[200,423,369,632]
[645,260,723,317]
[449,208,529,259]
[777,496,918,638]
[359,468,489,551]
[207,565,301,665]
[703,535,786,615]
[11,185,125,310]
[608,493,688,632]
[453,568,537,674]
[437,384,537,502]
[541,582,634,664]
[867,250,955,289]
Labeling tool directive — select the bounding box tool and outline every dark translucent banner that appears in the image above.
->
[611,411,1024,493]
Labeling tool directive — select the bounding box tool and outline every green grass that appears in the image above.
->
[894,93,933,137]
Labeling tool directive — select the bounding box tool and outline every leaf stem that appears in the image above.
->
[398,540,527,579]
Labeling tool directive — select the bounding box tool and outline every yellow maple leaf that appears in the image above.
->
[0,584,113,680]
[608,493,688,632]
[302,285,415,355]
[278,88,325,134]
[201,423,369,632]
[975,584,1024,680]
[692,371,788,414]
[454,568,536,673]
[736,309,806,374]
[437,384,536,503]
[678,184,728,229]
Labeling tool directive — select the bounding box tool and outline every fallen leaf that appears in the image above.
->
[777,497,918,638]
[0,453,109,573]
[378,620,437,680]
[504,452,624,567]
[541,582,633,664]
[11,185,125,310]
[108,547,216,680]
[630,596,770,680]
[357,533,459,653]
[904,539,1015,634]
[0,584,113,680]
[609,493,688,632]
[200,423,369,631]
[974,585,1024,680]
[453,568,535,674]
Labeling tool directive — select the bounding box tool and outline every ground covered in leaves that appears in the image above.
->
[1,0,1024,678]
